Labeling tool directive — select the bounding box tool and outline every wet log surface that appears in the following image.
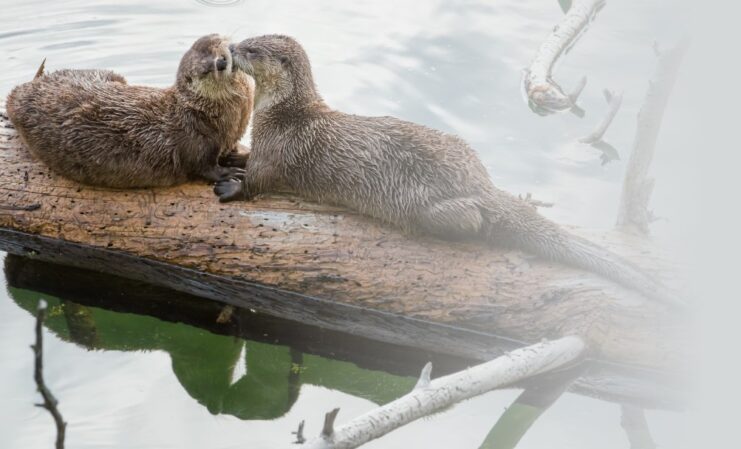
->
[0,109,687,407]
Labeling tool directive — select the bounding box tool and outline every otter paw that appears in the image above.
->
[202,166,246,183]
[219,167,246,181]
[214,178,250,203]
[218,152,249,168]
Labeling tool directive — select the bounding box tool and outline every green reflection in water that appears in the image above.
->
[10,288,415,421]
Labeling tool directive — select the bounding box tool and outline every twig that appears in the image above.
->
[518,192,554,209]
[293,420,307,444]
[620,405,657,449]
[616,38,690,233]
[523,0,606,115]
[299,336,586,449]
[580,89,623,144]
[31,300,67,449]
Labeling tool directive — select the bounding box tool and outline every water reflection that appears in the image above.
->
[5,255,432,419]
[0,0,691,446]
[1,254,690,448]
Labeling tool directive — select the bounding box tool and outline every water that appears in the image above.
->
[0,0,692,447]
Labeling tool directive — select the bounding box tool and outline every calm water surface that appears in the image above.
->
[0,0,692,447]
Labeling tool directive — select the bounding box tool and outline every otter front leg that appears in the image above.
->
[415,198,485,240]
[200,165,246,183]
[213,159,279,203]
[218,144,249,168]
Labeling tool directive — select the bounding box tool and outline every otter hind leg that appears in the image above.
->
[416,198,485,240]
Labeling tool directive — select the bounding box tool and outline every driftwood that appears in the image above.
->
[617,40,690,233]
[0,110,685,406]
[301,337,586,449]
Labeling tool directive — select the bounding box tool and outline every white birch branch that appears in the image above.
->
[523,0,605,115]
[616,39,690,233]
[299,336,587,449]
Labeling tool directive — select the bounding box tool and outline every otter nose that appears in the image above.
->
[216,56,228,71]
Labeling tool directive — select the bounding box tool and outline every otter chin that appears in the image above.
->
[217,34,677,306]
[6,34,253,189]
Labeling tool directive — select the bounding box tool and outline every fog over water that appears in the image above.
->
[0,0,727,447]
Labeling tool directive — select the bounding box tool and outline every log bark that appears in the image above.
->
[0,109,686,407]
[301,337,586,449]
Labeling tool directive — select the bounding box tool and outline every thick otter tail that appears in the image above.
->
[481,195,682,307]
[34,58,46,79]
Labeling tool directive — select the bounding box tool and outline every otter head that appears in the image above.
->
[230,34,317,111]
[176,34,238,100]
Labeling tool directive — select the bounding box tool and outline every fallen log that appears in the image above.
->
[0,109,686,407]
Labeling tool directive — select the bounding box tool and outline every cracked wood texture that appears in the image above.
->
[0,109,686,407]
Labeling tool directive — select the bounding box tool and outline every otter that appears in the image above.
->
[6,34,252,188]
[216,34,678,306]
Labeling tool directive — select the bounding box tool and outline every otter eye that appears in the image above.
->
[279,55,289,65]
[245,48,257,56]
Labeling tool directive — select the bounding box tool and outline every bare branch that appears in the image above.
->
[293,420,307,445]
[32,300,67,449]
[616,38,690,233]
[580,89,623,144]
[301,336,586,449]
[620,405,657,449]
[523,0,606,115]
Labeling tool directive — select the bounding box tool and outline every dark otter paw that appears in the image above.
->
[202,166,246,183]
[214,178,250,203]
[218,152,248,168]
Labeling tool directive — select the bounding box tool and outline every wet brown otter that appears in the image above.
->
[6,34,252,188]
[217,34,677,306]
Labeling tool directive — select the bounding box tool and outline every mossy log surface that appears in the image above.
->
[0,110,686,407]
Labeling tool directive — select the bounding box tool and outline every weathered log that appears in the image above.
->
[0,110,686,407]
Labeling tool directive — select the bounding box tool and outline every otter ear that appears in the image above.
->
[279,55,289,65]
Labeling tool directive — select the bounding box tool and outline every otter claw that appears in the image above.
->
[214,178,249,203]
[217,167,245,181]
[219,152,248,168]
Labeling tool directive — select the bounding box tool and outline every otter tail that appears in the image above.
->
[34,58,46,79]
[483,197,682,307]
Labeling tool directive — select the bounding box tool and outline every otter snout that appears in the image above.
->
[216,56,228,72]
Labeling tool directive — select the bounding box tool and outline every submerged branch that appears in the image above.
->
[616,39,690,233]
[31,300,67,449]
[580,89,623,144]
[523,0,605,115]
[620,405,657,449]
[299,336,586,449]
[477,365,582,449]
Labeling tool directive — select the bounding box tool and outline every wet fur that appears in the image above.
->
[6,34,253,188]
[222,35,675,305]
